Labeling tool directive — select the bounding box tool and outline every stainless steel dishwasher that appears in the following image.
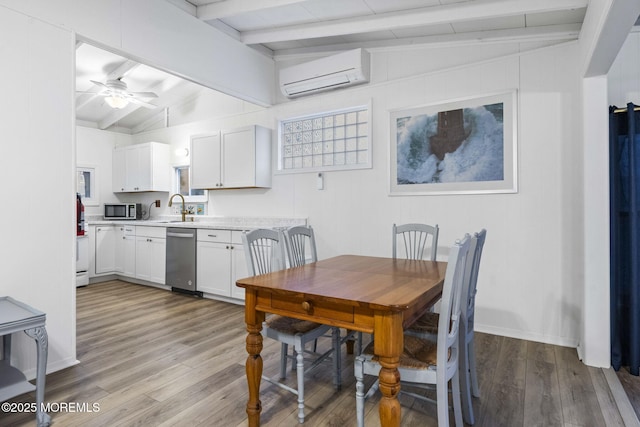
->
[166,227,201,296]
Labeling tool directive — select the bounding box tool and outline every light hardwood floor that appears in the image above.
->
[0,280,629,426]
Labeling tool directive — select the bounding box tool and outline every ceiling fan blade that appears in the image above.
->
[90,80,110,90]
[128,91,158,98]
[76,90,108,96]
[128,97,157,109]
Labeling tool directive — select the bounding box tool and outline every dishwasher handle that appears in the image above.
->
[167,232,195,238]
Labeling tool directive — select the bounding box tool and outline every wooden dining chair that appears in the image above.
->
[392,223,439,260]
[355,234,471,427]
[405,229,487,425]
[242,228,341,424]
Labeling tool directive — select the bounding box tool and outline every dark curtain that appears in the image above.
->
[610,102,640,374]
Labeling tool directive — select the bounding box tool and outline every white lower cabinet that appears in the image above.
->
[135,226,166,284]
[197,229,247,300]
[94,225,116,274]
[115,225,136,277]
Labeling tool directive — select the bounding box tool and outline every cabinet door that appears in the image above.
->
[221,127,255,188]
[136,237,166,284]
[191,133,221,189]
[112,148,127,192]
[115,226,136,276]
[122,235,136,277]
[230,243,247,300]
[149,237,166,284]
[133,144,152,191]
[114,226,125,273]
[95,226,116,274]
[197,241,232,296]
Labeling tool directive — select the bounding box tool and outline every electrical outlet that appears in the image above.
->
[155,199,161,208]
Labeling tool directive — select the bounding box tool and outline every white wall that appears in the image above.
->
[609,31,640,106]
[129,41,585,348]
[0,6,76,374]
[76,127,132,216]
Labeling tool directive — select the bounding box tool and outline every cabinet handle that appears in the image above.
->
[208,234,217,238]
[226,245,229,249]
[230,245,234,250]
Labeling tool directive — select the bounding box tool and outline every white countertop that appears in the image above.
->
[87,216,307,231]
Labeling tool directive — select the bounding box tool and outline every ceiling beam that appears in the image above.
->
[272,23,582,59]
[240,0,588,45]
[98,104,143,130]
[197,0,310,21]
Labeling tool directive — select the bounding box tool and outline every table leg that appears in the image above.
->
[374,312,403,427]
[24,326,51,427]
[245,291,265,427]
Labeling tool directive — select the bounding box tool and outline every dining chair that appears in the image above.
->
[284,225,360,357]
[242,228,341,424]
[355,234,471,427]
[392,223,439,261]
[405,229,487,425]
[284,225,318,267]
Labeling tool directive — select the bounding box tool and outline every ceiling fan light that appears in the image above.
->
[105,94,129,109]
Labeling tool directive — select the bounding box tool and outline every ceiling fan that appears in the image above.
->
[80,78,158,109]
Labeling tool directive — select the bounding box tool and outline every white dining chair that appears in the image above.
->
[242,228,341,424]
[284,225,318,267]
[405,229,487,425]
[392,223,439,261]
[355,234,471,427]
[284,225,360,357]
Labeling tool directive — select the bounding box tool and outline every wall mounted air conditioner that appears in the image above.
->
[279,48,370,98]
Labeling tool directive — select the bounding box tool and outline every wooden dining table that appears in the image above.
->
[236,254,447,426]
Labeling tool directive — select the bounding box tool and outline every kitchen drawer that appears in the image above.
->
[136,226,166,239]
[116,225,136,236]
[197,229,232,243]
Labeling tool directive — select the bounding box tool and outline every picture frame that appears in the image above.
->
[389,90,518,196]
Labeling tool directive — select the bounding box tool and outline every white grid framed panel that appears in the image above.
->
[278,105,371,173]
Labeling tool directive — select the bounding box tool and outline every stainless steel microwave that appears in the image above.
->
[104,203,140,220]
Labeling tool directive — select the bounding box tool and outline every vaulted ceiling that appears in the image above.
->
[77,0,591,133]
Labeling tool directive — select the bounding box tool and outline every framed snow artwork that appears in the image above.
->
[389,91,518,195]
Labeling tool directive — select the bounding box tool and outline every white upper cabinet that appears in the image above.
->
[113,142,171,192]
[190,125,271,189]
[190,132,221,190]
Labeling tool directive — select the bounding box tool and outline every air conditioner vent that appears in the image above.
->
[279,49,370,98]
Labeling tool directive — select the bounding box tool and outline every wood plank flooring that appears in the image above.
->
[617,367,640,422]
[0,280,629,426]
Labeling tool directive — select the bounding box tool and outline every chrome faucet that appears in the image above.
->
[168,193,187,222]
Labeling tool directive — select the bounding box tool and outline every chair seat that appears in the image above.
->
[363,335,443,369]
[409,311,440,335]
[266,315,324,334]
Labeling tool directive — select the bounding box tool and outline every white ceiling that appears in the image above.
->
[77,0,592,133]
